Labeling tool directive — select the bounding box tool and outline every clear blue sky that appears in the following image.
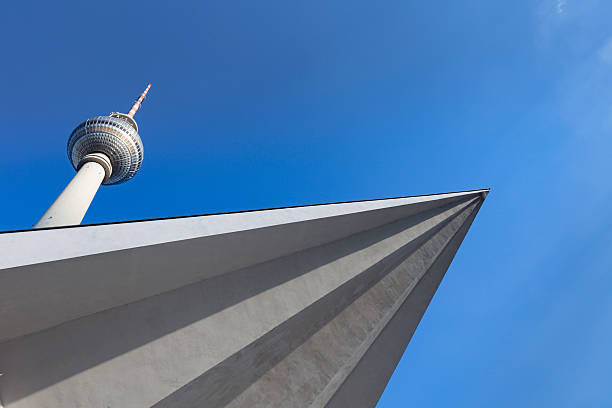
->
[2,1,612,406]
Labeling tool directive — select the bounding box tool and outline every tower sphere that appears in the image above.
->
[67,112,144,185]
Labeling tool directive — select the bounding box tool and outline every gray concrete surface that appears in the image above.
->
[0,190,487,407]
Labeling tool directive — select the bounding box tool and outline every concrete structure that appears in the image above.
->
[34,84,150,229]
[0,189,487,407]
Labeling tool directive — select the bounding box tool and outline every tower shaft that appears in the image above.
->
[34,154,111,228]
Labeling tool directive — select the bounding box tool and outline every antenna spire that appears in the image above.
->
[127,83,151,118]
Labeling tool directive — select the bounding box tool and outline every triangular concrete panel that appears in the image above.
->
[0,190,487,408]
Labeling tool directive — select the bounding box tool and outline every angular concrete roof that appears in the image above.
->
[0,189,488,408]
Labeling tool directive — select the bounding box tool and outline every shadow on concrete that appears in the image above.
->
[153,200,480,407]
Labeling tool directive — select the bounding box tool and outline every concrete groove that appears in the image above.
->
[151,198,477,407]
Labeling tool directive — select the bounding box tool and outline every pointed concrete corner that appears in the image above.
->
[0,189,488,408]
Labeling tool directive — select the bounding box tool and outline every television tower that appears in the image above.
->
[34,84,151,228]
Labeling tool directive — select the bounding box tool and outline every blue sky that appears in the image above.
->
[2,0,612,406]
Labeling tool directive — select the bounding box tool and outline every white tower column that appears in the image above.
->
[34,153,112,229]
[33,84,150,229]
